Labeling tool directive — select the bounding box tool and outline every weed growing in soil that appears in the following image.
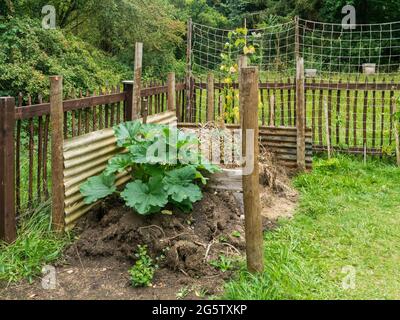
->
[129,245,156,287]
[210,255,235,273]
[176,286,190,300]
[0,201,70,283]
[81,121,220,215]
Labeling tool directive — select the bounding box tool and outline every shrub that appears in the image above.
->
[0,17,130,99]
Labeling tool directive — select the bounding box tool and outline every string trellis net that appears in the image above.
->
[191,21,297,78]
[189,18,400,156]
[298,18,400,154]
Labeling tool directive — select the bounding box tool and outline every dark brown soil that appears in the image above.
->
[0,190,275,300]
[0,155,298,300]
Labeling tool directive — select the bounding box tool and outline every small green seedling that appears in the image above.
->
[231,231,241,238]
[176,286,190,300]
[129,245,155,287]
[194,287,209,298]
[210,255,234,273]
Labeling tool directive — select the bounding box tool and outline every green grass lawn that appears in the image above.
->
[223,155,400,300]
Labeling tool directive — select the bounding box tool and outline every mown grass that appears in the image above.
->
[223,155,400,300]
[0,201,71,284]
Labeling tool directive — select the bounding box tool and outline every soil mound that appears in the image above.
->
[65,191,262,277]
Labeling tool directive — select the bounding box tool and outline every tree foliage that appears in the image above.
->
[2,0,400,95]
[0,16,130,98]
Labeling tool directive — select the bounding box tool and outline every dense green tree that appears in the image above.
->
[0,16,130,97]
[2,0,400,96]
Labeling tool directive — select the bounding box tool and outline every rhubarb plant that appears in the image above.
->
[80,121,220,215]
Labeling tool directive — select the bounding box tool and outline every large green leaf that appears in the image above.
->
[114,121,142,147]
[129,143,151,164]
[80,173,116,204]
[197,160,222,174]
[163,166,203,203]
[171,198,194,213]
[121,177,168,215]
[104,154,132,176]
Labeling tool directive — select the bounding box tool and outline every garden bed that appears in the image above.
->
[1,157,297,300]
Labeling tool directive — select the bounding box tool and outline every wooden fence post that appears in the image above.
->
[186,18,193,122]
[167,72,176,112]
[123,81,134,121]
[295,16,300,61]
[132,42,143,121]
[324,97,332,159]
[393,96,400,166]
[269,94,275,127]
[0,97,16,243]
[239,67,264,274]
[296,57,306,171]
[50,76,65,233]
[207,73,214,122]
[141,98,148,124]
[238,55,248,127]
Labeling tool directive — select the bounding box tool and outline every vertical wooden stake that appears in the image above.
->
[324,97,331,159]
[239,67,264,274]
[185,19,193,122]
[50,76,65,233]
[364,144,367,165]
[296,57,306,171]
[393,96,400,166]
[238,55,248,127]
[219,95,224,128]
[207,73,215,122]
[132,42,143,121]
[294,16,300,61]
[167,72,176,112]
[123,81,134,121]
[141,98,148,124]
[0,97,16,243]
[269,94,275,127]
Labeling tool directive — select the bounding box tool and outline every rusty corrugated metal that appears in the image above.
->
[63,111,177,231]
[178,124,313,170]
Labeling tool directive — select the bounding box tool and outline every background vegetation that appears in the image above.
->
[1,0,400,96]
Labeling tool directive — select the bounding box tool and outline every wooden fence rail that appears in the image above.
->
[3,73,399,243]
[0,79,186,242]
[183,77,399,157]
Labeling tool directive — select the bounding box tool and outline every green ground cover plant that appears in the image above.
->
[129,245,156,287]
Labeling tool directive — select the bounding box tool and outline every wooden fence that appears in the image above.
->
[0,76,186,242]
[183,77,399,156]
[63,110,177,232]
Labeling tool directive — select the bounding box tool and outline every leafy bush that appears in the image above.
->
[80,121,220,215]
[0,16,131,98]
[129,245,155,287]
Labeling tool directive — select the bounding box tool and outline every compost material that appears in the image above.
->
[66,190,251,277]
[1,157,298,300]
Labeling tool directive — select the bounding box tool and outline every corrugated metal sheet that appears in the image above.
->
[178,124,313,170]
[259,127,313,169]
[63,111,177,231]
